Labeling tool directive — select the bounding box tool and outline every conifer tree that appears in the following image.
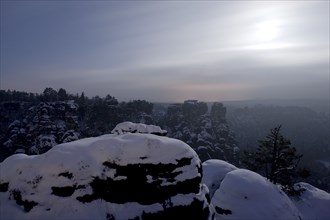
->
[244,125,302,185]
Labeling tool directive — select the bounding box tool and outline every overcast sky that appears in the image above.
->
[1,1,329,102]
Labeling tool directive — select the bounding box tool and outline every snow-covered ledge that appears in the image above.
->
[111,121,168,136]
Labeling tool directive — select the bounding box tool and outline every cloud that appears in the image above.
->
[1,1,328,102]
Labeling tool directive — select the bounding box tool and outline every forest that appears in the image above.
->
[0,88,329,192]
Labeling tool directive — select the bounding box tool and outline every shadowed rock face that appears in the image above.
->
[0,132,212,220]
[76,158,201,205]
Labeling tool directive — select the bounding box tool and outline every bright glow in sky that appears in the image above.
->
[255,20,280,42]
[0,1,329,102]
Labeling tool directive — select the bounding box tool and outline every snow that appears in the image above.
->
[1,133,195,176]
[233,145,240,153]
[211,169,302,220]
[184,100,198,104]
[60,130,80,143]
[111,121,167,135]
[36,134,57,152]
[8,120,21,129]
[1,125,328,220]
[201,160,327,220]
[66,100,78,110]
[0,132,210,219]
[202,159,237,198]
[3,139,13,148]
[292,182,330,220]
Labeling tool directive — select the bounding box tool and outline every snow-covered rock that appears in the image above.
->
[202,159,237,198]
[111,121,168,136]
[292,182,330,220]
[0,133,211,219]
[211,169,302,220]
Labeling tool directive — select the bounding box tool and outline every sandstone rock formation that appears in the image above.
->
[0,133,211,219]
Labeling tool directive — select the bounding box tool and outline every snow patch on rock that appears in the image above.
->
[111,121,167,136]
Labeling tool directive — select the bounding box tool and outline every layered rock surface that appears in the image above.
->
[0,133,211,220]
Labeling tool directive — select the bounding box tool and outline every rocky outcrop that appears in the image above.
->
[210,168,302,220]
[111,121,167,136]
[0,133,212,219]
[163,101,239,164]
[201,159,330,220]
[202,159,237,198]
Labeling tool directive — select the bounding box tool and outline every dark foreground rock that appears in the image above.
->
[0,133,212,220]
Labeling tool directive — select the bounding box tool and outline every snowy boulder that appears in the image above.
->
[211,169,302,220]
[0,133,211,220]
[292,182,330,220]
[111,121,168,136]
[202,159,237,198]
